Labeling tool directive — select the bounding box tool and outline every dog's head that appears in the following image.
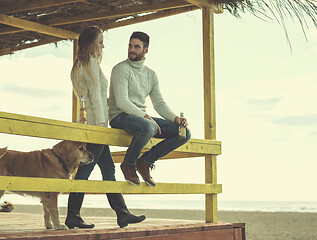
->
[68,141,94,166]
[48,141,94,174]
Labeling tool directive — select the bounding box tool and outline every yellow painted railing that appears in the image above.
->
[0,111,221,157]
[0,176,222,194]
[0,110,222,220]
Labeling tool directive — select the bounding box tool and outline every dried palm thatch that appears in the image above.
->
[218,0,317,47]
[0,0,316,56]
[220,0,316,23]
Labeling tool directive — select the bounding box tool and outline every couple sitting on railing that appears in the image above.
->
[68,26,191,229]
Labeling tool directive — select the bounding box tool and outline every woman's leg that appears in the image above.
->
[65,144,105,229]
[97,145,116,181]
[106,193,146,228]
[97,145,146,228]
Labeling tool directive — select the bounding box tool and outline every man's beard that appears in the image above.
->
[128,52,144,61]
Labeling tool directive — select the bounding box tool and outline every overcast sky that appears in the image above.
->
[0,9,316,203]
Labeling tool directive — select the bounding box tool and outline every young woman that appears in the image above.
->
[66,26,145,229]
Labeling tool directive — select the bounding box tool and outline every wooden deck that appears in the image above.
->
[0,212,245,240]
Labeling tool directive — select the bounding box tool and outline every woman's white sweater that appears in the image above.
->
[109,58,176,122]
[71,57,109,126]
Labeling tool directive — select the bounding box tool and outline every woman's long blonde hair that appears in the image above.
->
[71,26,103,88]
[74,26,103,66]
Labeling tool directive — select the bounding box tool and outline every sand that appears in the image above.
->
[6,205,317,240]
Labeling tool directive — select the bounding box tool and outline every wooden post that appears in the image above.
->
[71,39,79,179]
[202,6,218,223]
[72,39,78,123]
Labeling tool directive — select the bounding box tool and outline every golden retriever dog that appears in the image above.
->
[0,141,94,230]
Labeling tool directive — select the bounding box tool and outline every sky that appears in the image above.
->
[0,9,316,203]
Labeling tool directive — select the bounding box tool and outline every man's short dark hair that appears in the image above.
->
[130,31,150,49]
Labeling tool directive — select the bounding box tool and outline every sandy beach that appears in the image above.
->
[3,204,315,240]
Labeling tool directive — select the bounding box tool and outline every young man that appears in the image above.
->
[109,31,191,187]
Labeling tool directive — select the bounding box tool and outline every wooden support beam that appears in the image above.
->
[0,0,82,14]
[106,6,200,30]
[202,6,218,223]
[185,0,210,7]
[0,26,27,36]
[0,176,222,194]
[0,39,59,56]
[80,0,112,10]
[0,6,199,56]
[0,0,193,36]
[185,0,223,13]
[0,13,79,39]
[44,0,193,26]
[202,11,216,141]
[213,4,224,14]
[72,40,79,123]
[71,40,79,179]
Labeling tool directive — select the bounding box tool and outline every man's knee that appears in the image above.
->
[139,120,157,137]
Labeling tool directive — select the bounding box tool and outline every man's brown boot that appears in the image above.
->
[120,161,140,186]
[136,158,156,187]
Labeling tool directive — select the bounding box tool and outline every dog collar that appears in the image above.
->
[51,149,69,173]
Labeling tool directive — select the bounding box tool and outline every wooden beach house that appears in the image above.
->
[0,0,316,239]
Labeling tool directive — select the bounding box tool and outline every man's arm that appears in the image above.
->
[150,73,189,129]
[149,73,177,122]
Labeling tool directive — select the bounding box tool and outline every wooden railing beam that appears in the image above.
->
[0,111,222,156]
[0,176,222,195]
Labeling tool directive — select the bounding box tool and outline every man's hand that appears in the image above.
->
[144,114,161,135]
[174,116,188,129]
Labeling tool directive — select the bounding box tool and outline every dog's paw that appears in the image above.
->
[55,224,68,230]
[45,223,53,229]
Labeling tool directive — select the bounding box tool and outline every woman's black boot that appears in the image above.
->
[65,192,95,229]
[107,193,146,228]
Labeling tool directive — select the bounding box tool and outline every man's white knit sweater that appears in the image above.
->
[109,58,176,122]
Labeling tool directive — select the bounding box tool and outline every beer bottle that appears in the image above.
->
[178,112,186,140]
[79,97,87,124]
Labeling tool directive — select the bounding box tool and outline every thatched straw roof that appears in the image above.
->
[0,0,316,56]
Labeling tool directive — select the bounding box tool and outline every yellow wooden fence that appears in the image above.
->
[0,109,222,220]
[0,6,221,223]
